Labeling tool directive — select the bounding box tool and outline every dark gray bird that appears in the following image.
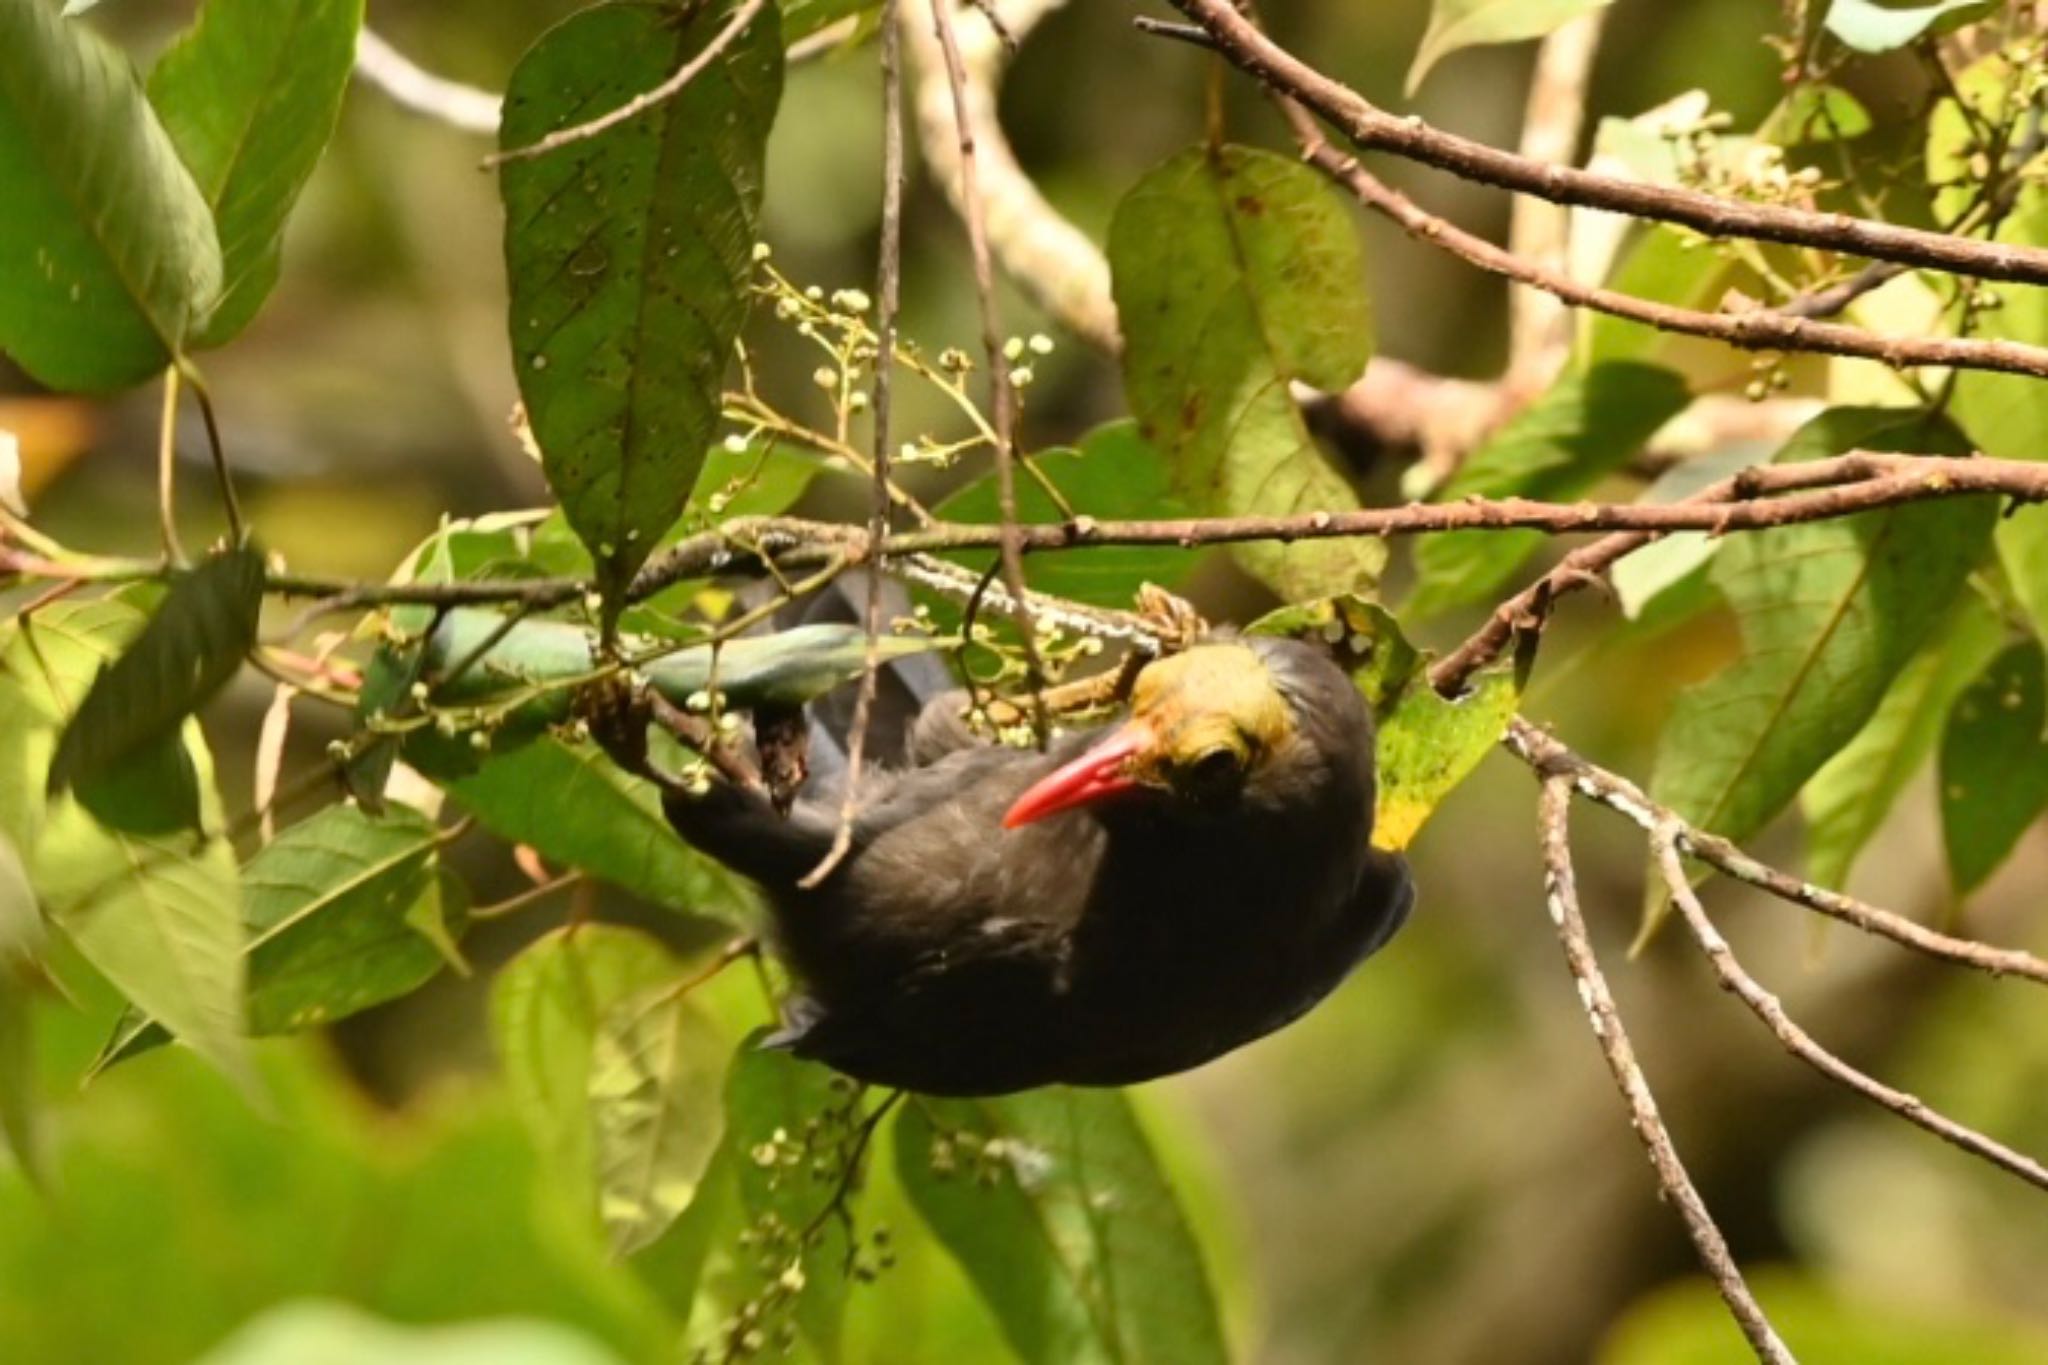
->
[654,634,1414,1097]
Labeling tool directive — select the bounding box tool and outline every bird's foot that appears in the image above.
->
[577,674,654,779]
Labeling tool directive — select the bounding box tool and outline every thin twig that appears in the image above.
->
[1513,720,2048,986]
[178,367,246,546]
[1166,0,2048,285]
[1651,829,2048,1193]
[471,872,583,921]
[156,366,186,566]
[1286,122,2048,383]
[483,0,769,168]
[926,0,1050,746]
[1537,779,1795,1365]
[801,0,907,889]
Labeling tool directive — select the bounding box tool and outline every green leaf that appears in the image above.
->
[453,738,758,922]
[1763,83,1873,143]
[590,979,727,1254]
[1407,0,1616,94]
[1408,363,1691,617]
[3,598,249,1082]
[500,0,783,594]
[198,1301,632,1365]
[688,437,822,523]
[1583,227,1743,371]
[0,830,41,964]
[715,1042,853,1360]
[0,0,222,390]
[1110,144,1381,603]
[0,970,39,1184]
[1249,595,1516,849]
[491,924,682,1218]
[1649,408,1996,929]
[1825,0,1995,54]
[1610,441,1768,619]
[48,546,263,832]
[1950,190,2048,642]
[147,0,364,347]
[781,0,877,42]
[936,420,1203,608]
[895,1088,1229,1365]
[1940,639,2048,897]
[1801,595,2006,890]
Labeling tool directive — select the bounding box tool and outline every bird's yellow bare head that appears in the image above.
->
[1002,642,1304,827]
[1123,644,1294,803]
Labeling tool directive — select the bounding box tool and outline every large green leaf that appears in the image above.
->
[1249,595,1516,849]
[47,546,263,832]
[1940,639,2048,897]
[1407,0,1615,94]
[936,420,1203,608]
[1650,408,1996,918]
[781,0,877,41]
[0,831,39,964]
[94,803,464,1070]
[1110,144,1381,603]
[1800,596,2005,890]
[450,737,758,923]
[2,599,248,1081]
[1407,363,1690,618]
[501,0,783,594]
[590,979,727,1254]
[491,924,682,1220]
[895,1089,1228,1365]
[148,0,364,346]
[0,0,222,390]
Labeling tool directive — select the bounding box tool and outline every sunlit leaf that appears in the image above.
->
[781,0,876,41]
[48,546,263,832]
[3,598,248,1082]
[896,1088,1228,1365]
[590,979,727,1254]
[1409,363,1690,618]
[685,437,823,524]
[1610,441,1768,619]
[0,831,40,963]
[501,0,783,593]
[1582,227,1744,371]
[1407,0,1615,94]
[0,0,222,390]
[936,420,1203,608]
[1763,83,1872,143]
[1111,144,1382,603]
[1649,407,1995,934]
[1250,595,1515,849]
[1940,639,2048,897]
[0,970,38,1184]
[197,1300,632,1365]
[492,924,682,1220]
[1801,596,2004,890]
[147,0,363,345]
[1825,0,1995,54]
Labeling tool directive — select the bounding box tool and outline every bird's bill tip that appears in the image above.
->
[1001,723,1147,829]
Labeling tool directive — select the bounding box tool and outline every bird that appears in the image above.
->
[646,632,1413,1097]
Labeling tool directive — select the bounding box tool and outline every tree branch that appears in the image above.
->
[1652,829,2048,1193]
[1164,0,2048,285]
[1537,779,1795,1365]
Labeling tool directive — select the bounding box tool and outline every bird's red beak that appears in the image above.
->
[1001,722,1148,829]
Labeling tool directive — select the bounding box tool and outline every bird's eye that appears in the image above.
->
[1175,745,1246,805]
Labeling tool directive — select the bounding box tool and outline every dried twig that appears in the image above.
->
[925,0,1050,744]
[801,0,908,889]
[1651,829,2048,1193]
[1514,721,2048,986]
[1538,779,1795,1365]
